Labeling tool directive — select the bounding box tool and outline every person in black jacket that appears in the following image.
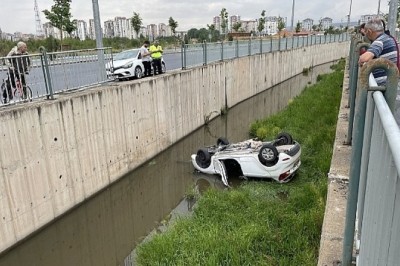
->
[4,41,31,101]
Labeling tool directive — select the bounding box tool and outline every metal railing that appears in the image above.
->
[0,47,112,105]
[342,57,400,265]
[181,33,350,69]
[0,33,350,106]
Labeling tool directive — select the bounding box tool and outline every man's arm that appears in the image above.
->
[358,51,375,65]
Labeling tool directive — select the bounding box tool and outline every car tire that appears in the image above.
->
[276,132,293,145]
[258,144,279,166]
[134,66,143,79]
[217,137,229,146]
[195,148,212,169]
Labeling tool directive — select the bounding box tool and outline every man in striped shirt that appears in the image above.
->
[358,19,398,85]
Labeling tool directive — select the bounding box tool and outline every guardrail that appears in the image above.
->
[342,57,400,265]
[0,47,112,105]
[181,33,350,69]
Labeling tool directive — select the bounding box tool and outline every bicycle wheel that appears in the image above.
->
[13,86,32,102]
[0,82,5,104]
[26,86,33,101]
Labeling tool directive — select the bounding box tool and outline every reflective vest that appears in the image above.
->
[149,45,163,59]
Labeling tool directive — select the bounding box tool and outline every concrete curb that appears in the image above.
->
[317,59,352,266]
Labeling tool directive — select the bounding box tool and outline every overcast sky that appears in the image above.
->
[0,0,390,34]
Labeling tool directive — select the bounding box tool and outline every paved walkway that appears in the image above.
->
[317,61,352,266]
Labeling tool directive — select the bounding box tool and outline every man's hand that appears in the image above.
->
[358,51,374,66]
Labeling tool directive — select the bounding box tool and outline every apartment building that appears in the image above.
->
[302,18,313,31]
[230,15,241,32]
[265,16,279,35]
[103,20,114,38]
[74,20,88,40]
[213,16,221,32]
[320,17,333,30]
[360,14,381,24]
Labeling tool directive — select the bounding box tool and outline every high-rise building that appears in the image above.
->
[213,16,221,32]
[88,19,95,39]
[241,20,257,33]
[147,24,157,40]
[104,20,114,38]
[158,23,169,37]
[114,17,131,38]
[43,22,55,38]
[74,20,87,40]
[230,15,241,32]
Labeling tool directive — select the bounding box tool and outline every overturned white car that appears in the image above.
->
[191,133,301,186]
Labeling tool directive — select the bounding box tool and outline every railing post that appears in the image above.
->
[278,37,281,51]
[203,41,207,65]
[181,43,186,69]
[248,38,251,55]
[39,46,54,100]
[347,41,370,145]
[270,37,273,51]
[342,58,399,266]
[236,39,239,58]
[260,37,263,54]
[221,41,224,61]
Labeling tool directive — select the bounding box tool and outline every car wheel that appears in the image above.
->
[195,148,212,169]
[258,144,279,166]
[217,137,229,146]
[276,132,293,145]
[134,66,143,79]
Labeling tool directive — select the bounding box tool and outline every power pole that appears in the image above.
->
[377,0,381,15]
[92,0,103,48]
[347,0,353,28]
[388,0,398,35]
[290,0,295,31]
[34,0,44,37]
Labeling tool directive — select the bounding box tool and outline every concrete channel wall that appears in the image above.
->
[0,42,349,253]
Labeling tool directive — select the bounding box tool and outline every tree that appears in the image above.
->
[232,22,242,33]
[197,28,209,42]
[312,25,318,32]
[168,17,178,35]
[131,12,142,39]
[220,8,229,37]
[187,28,199,40]
[257,10,266,36]
[43,0,76,50]
[295,21,301,33]
[278,16,285,33]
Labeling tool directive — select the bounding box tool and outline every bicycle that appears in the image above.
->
[0,73,32,104]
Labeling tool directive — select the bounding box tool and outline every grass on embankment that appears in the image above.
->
[135,59,345,266]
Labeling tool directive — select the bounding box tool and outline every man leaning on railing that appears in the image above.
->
[358,18,398,85]
[358,18,400,124]
[4,41,31,101]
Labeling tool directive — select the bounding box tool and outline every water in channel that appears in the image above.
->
[0,62,337,266]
